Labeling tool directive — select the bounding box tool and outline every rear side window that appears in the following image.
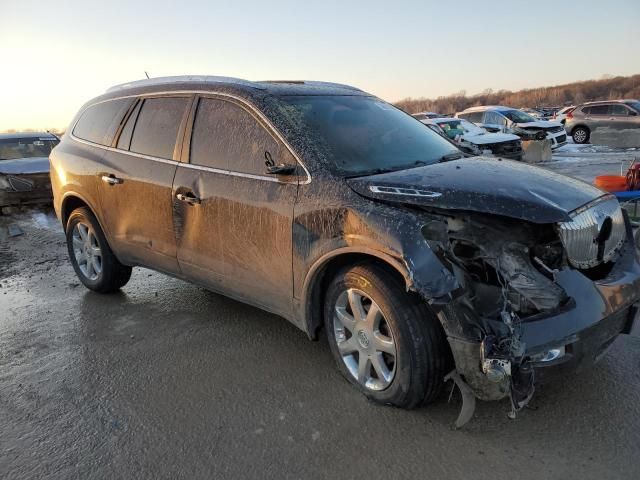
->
[73,98,131,145]
[129,97,189,160]
[459,112,483,123]
[190,98,288,175]
[588,105,609,115]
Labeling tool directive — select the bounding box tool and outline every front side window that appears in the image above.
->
[279,95,460,176]
[190,98,291,175]
[73,98,132,145]
[484,111,507,126]
[610,104,630,116]
[129,97,189,160]
[0,137,59,160]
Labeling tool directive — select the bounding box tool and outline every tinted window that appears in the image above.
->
[117,100,142,150]
[589,105,609,115]
[484,111,507,126]
[190,98,287,175]
[73,98,131,145]
[459,112,483,123]
[610,104,630,116]
[280,95,460,176]
[129,97,189,160]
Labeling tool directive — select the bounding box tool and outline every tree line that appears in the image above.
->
[395,74,640,115]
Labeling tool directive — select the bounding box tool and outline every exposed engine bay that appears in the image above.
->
[422,198,628,427]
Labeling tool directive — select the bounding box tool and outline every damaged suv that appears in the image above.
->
[51,76,640,426]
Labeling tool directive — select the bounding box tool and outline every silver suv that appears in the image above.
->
[564,99,640,144]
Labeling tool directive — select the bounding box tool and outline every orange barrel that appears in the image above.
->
[594,175,628,192]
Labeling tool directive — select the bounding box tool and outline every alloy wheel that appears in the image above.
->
[72,222,103,281]
[333,288,397,391]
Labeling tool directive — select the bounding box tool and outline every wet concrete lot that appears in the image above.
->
[2,178,640,478]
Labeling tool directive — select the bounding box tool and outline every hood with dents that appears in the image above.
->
[0,157,50,175]
[347,157,605,223]
[462,131,520,145]
[515,120,563,129]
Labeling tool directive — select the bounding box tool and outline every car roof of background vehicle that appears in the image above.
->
[0,132,58,140]
[579,99,639,106]
[460,105,517,113]
[105,75,368,97]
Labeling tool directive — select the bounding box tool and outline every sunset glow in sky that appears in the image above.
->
[1,0,638,131]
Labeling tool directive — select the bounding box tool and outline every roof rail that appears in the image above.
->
[106,75,263,93]
[258,80,363,92]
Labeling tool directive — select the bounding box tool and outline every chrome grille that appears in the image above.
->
[557,197,626,269]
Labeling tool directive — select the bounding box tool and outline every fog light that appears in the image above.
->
[531,346,565,363]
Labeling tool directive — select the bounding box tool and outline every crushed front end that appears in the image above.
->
[427,195,640,425]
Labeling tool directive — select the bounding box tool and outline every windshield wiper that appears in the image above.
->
[439,152,464,162]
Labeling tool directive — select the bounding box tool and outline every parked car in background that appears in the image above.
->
[420,117,523,160]
[552,106,575,125]
[50,76,640,427]
[456,106,567,149]
[564,99,640,144]
[0,132,59,208]
[411,112,441,120]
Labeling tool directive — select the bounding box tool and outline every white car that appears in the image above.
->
[552,106,576,125]
[456,106,568,149]
[421,117,523,160]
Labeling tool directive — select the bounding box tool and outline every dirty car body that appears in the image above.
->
[50,76,640,424]
[0,132,58,207]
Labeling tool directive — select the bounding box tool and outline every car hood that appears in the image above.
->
[515,120,563,129]
[346,157,605,223]
[462,132,520,145]
[0,156,50,175]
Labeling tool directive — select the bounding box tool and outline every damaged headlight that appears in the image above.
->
[557,196,626,269]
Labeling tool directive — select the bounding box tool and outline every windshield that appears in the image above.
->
[0,137,59,160]
[279,96,460,176]
[437,119,485,137]
[500,110,537,123]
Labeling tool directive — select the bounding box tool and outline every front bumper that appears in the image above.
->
[521,236,640,368]
[0,172,52,207]
[0,188,53,207]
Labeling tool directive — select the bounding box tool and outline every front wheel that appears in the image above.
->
[66,207,132,292]
[324,263,451,408]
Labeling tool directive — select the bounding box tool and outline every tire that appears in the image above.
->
[324,262,451,408]
[66,207,132,292]
[572,126,590,144]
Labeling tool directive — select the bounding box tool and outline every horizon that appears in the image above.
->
[1,0,639,131]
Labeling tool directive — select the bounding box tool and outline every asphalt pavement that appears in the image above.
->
[1,150,640,479]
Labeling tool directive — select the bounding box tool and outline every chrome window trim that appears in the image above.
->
[70,90,311,185]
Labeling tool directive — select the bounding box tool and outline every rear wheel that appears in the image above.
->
[324,263,450,408]
[572,126,590,144]
[66,207,132,292]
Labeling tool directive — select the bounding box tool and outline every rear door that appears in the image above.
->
[583,104,609,131]
[97,95,192,274]
[172,95,302,316]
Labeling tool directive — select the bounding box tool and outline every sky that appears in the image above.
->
[1,0,639,131]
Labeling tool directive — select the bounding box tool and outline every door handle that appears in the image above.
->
[101,175,123,185]
[176,192,201,205]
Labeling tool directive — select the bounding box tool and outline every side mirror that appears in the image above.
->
[629,110,638,116]
[264,151,295,175]
[266,163,296,175]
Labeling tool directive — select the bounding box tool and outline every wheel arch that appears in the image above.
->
[60,192,109,239]
[569,123,590,136]
[301,248,412,340]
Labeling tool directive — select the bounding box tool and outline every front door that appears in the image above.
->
[172,96,301,317]
[98,95,192,274]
